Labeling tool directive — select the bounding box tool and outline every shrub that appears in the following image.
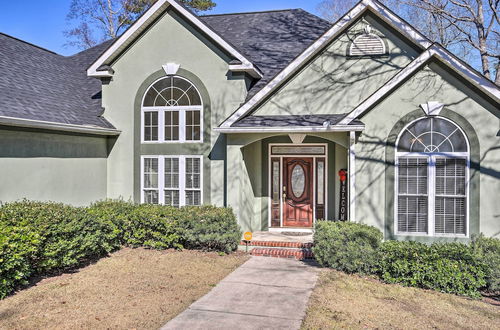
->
[0,201,121,298]
[471,234,500,292]
[378,241,487,298]
[178,206,241,253]
[1,199,241,299]
[313,221,383,274]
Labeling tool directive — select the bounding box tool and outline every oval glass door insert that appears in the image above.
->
[291,165,306,198]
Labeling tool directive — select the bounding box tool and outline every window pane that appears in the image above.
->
[165,111,179,141]
[317,161,325,205]
[435,197,466,234]
[186,158,201,189]
[165,158,179,189]
[398,196,428,233]
[143,158,158,188]
[186,191,201,206]
[397,118,468,153]
[144,112,158,141]
[435,158,467,235]
[185,110,201,141]
[272,161,280,203]
[398,158,428,195]
[165,190,180,207]
[397,157,428,234]
[144,190,159,204]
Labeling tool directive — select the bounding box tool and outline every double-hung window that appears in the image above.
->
[395,117,469,237]
[141,155,203,206]
[142,76,202,143]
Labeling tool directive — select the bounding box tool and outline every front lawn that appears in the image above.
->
[0,248,248,329]
[302,270,500,330]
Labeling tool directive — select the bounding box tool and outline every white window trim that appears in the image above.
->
[141,76,204,144]
[141,155,203,206]
[394,117,470,238]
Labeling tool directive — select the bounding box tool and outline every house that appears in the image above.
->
[0,0,499,242]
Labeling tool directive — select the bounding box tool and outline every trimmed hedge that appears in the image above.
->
[0,200,241,299]
[471,234,500,292]
[378,241,487,298]
[313,221,383,274]
[313,220,498,298]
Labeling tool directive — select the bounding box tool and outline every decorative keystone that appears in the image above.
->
[420,101,444,116]
[162,63,181,75]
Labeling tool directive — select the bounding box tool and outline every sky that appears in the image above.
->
[0,0,323,56]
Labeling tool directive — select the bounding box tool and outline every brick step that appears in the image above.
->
[240,240,313,249]
[250,247,314,260]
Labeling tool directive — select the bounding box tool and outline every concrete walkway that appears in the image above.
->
[161,256,320,330]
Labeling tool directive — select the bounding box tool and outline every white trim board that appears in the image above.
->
[87,0,262,79]
[0,115,121,136]
[219,0,433,129]
[214,125,365,133]
[339,45,500,125]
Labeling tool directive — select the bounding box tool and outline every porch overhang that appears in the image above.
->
[215,114,365,133]
[214,125,365,133]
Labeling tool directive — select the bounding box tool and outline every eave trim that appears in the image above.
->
[214,125,365,133]
[0,116,121,136]
[339,45,500,125]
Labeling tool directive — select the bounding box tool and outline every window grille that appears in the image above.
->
[142,76,203,143]
[395,117,469,237]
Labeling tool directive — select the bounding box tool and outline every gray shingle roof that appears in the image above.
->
[201,9,331,99]
[0,33,115,129]
[0,9,331,129]
[232,115,364,127]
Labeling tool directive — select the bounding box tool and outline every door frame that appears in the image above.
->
[268,143,328,230]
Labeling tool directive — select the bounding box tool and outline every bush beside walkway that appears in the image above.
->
[313,221,500,298]
[0,200,241,299]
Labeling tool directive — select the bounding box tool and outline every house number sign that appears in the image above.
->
[338,169,348,221]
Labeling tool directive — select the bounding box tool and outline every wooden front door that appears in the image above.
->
[283,157,313,227]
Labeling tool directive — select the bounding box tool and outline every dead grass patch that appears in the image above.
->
[302,269,500,330]
[0,248,248,330]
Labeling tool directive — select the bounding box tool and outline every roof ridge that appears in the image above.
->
[201,8,300,17]
[0,32,59,55]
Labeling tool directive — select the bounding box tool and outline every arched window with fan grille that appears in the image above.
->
[395,117,470,237]
[141,76,203,143]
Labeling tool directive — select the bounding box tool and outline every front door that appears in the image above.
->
[283,157,313,227]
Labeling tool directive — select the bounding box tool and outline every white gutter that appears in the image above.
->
[214,125,365,133]
[0,116,121,136]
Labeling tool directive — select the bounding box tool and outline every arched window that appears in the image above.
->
[141,76,202,143]
[349,33,385,56]
[395,117,469,236]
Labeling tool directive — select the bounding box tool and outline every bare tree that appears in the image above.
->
[318,0,500,84]
[65,0,216,49]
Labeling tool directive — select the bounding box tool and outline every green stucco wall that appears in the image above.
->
[0,127,108,205]
[254,12,420,116]
[101,7,248,204]
[355,61,500,241]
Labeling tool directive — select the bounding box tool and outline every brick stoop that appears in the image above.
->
[250,247,314,260]
[240,240,313,249]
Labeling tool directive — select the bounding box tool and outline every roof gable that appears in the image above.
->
[218,0,438,128]
[87,0,262,78]
[249,13,421,118]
